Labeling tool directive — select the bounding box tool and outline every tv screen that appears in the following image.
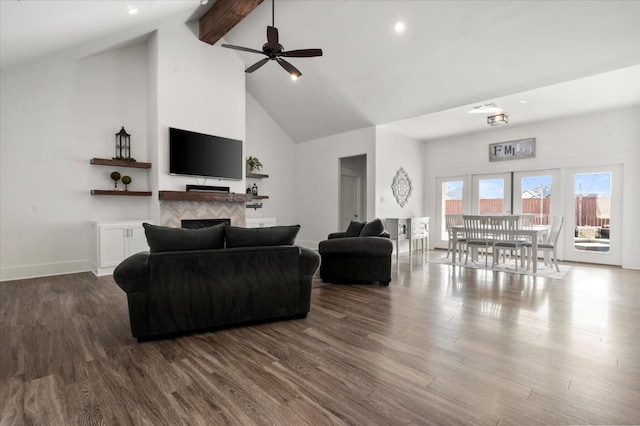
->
[169,127,243,180]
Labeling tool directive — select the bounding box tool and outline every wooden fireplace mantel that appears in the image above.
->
[158,191,253,203]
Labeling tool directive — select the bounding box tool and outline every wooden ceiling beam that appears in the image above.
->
[199,0,264,45]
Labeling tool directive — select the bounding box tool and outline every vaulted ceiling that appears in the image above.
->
[2,1,640,143]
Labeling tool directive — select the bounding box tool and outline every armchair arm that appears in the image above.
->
[327,232,347,239]
[298,246,321,276]
[319,236,393,256]
[113,252,150,294]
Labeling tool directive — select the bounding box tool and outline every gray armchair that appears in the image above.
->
[318,219,393,285]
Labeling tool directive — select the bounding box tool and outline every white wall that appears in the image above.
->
[375,127,425,253]
[294,127,376,248]
[245,93,297,226]
[0,43,150,281]
[375,128,424,217]
[423,106,640,269]
[0,21,247,281]
[154,23,246,199]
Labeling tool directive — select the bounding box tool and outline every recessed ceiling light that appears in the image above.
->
[128,7,138,15]
[394,22,405,33]
[519,100,528,104]
[290,74,298,81]
[469,103,502,114]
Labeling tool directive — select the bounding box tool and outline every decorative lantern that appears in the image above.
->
[115,126,131,160]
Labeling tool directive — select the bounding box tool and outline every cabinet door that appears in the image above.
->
[128,224,150,255]
[99,225,128,268]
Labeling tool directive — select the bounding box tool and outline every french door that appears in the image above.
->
[435,176,468,246]
[435,166,621,266]
[472,173,512,215]
[563,165,621,265]
[513,169,561,224]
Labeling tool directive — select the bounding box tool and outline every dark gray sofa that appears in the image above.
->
[113,223,320,340]
[318,219,393,285]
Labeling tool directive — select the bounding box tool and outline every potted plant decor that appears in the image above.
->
[246,156,263,172]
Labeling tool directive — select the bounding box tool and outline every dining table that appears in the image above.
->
[451,224,549,273]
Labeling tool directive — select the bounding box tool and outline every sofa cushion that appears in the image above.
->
[345,221,365,237]
[225,225,301,248]
[359,218,385,237]
[143,223,226,253]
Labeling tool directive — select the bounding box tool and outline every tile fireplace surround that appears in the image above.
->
[159,191,248,228]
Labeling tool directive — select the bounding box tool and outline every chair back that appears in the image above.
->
[519,214,535,229]
[490,215,520,241]
[546,215,564,246]
[445,214,464,238]
[462,215,490,240]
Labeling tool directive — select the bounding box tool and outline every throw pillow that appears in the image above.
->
[345,220,365,237]
[225,225,301,248]
[359,218,384,237]
[143,223,226,253]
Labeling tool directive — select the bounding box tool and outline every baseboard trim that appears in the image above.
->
[0,260,92,282]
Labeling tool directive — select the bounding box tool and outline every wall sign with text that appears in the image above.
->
[489,138,536,162]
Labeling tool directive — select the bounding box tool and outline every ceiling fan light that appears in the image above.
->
[291,73,299,81]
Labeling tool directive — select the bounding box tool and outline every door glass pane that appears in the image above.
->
[441,180,463,240]
[478,178,504,215]
[574,172,611,253]
[521,175,551,225]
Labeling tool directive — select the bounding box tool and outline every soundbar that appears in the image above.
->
[186,185,230,193]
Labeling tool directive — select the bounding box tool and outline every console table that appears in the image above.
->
[385,217,430,261]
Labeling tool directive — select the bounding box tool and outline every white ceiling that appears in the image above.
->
[2,0,640,143]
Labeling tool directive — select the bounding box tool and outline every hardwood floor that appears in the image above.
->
[2,253,639,425]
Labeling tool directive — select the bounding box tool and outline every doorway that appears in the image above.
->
[339,155,367,231]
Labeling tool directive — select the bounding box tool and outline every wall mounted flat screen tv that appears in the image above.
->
[169,127,243,180]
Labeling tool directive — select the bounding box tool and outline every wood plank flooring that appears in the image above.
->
[1,252,640,425]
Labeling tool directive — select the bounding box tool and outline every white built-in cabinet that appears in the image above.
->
[92,220,151,276]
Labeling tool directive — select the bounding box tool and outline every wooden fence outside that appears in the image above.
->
[445,196,609,227]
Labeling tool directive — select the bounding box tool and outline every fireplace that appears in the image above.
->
[181,218,231,229]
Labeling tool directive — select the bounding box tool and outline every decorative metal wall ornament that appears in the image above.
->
[391,167,412,207]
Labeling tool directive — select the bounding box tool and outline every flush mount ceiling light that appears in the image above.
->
[487,113,509,126]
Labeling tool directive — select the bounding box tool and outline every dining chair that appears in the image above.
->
[519,214,536,229]
[463,215,492,266]
[526,215,564,272]
[491,215,527,270]
[445,214,466,261]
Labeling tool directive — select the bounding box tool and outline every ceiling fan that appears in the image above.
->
[221,0,323,79]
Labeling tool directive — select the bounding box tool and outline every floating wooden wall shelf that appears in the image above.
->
[90,158,152,169]
[91,190,152,196]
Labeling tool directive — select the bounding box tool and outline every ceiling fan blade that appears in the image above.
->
[267,26,279,50]
[221,44,265,55]
[276,58,302,78]
[282,49,323,58]
[245,58,270,73]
